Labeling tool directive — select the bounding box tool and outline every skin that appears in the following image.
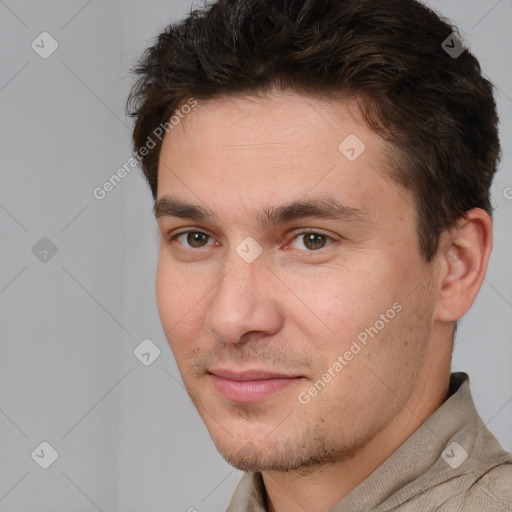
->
[154,91,492,512]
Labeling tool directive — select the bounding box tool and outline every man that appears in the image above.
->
[127,0,511,510]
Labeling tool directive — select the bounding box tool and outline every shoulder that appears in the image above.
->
[452,461,512,511]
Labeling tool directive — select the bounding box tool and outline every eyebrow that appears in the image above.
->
[154,196,369,228]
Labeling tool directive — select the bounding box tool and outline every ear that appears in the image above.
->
[434,208,493,322]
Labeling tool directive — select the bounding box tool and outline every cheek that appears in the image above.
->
[155,256,207,350]
[284,259,400,344]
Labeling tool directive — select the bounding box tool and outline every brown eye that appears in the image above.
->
[172,231,213,248]
[289,231,334,251]
[302,233,328,250]
[186,232,209,248]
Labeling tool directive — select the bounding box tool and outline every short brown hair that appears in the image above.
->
[127,0,500,260]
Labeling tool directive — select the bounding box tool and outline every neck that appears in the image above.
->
[261,362,451,512]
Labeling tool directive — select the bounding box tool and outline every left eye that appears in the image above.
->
[289,232,333,251]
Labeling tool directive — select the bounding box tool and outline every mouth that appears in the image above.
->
[208,367,305,403]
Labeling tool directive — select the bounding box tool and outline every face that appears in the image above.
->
[155,92,440,472]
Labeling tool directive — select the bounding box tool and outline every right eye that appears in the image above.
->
[171,231,216,249]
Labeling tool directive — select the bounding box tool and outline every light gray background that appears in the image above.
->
[0,1,511,511]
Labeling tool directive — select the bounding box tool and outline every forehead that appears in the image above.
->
[156,91,412,224]
[165,92,378,155]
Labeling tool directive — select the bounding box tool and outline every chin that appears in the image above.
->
[210,425,355,473]
[218,441,307,472]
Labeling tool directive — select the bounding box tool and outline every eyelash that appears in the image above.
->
[168,229,336,251]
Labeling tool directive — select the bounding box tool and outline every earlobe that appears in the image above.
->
[434,208,493,322]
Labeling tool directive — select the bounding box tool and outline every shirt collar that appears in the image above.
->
[226,372,504,511]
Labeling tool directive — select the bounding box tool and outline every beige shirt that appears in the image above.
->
[226,373,512,511]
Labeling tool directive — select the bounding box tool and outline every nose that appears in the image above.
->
[205,255,283,345]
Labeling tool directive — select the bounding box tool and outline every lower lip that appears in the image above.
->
[210,375,301,403]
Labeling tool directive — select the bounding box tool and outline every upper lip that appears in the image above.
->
[208,367,302,381]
